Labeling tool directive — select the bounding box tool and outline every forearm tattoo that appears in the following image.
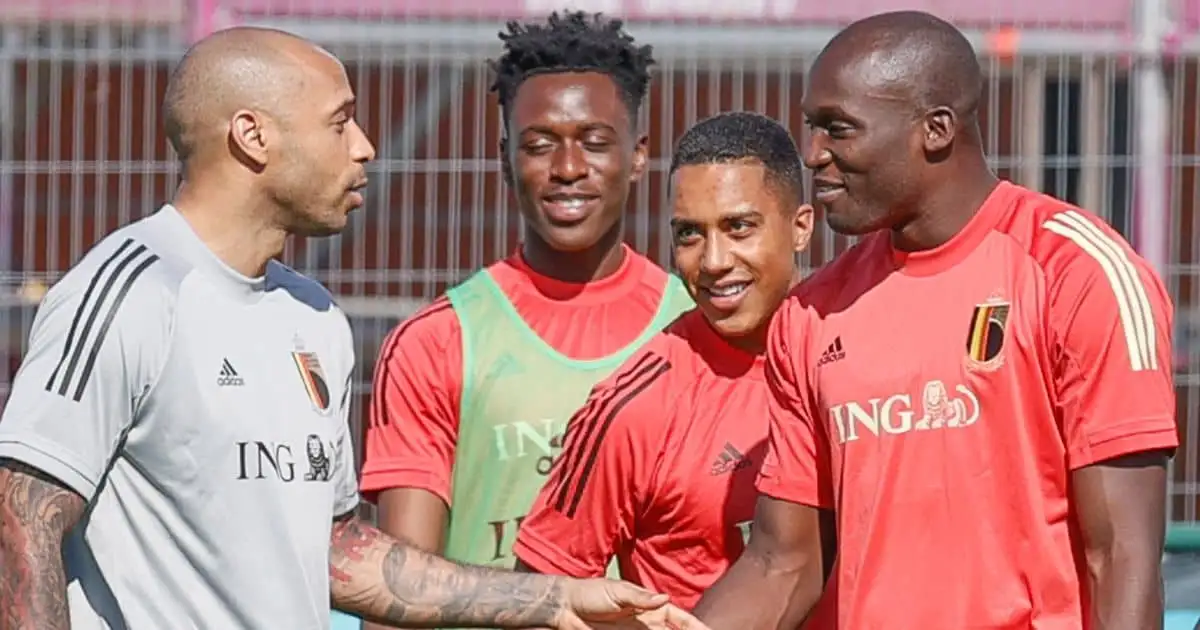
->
[329,516,564,628]
[0,460,85,630]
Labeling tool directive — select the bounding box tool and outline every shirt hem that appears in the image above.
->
[755,474,833,510]
[334,496,361,519]
[512,529,603,578]
[0,438,99,500]
[358,466,451,506]
[1068,425,1180,469]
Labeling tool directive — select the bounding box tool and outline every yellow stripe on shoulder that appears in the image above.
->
[1041,211,1157,372]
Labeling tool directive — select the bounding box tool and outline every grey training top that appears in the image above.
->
[0,205,360,629]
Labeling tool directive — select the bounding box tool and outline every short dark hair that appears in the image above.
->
[669,111,804,201]
[488,11,655,128]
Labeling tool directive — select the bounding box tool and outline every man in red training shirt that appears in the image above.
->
[694,11,1178,630]
[358,11,693,607]
[514,111,816,609]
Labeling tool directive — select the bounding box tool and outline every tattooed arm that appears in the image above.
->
[0,459,87,630]
[329,513,701,630]
[330,513,566,628]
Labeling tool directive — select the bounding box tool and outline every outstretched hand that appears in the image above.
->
[551,578,711,630]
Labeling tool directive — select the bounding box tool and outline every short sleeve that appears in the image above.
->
[359,299,462,506]
[0,239,170,501]
[1047,232,1179,469]
[755,296,834,509]
[331,312,361,517]
[514,350,673,577]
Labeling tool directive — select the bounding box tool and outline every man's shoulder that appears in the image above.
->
[48,226,184,318]
[626,307,701,359]
[380,296,461,346]
[575,344,681,437]
[28,228,182,377]
[792,233,889,309]
[1000,187,1161,292]
[592,313,703,409]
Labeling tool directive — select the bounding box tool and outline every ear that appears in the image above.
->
[923,106,956,153]
[629,134,649,183]
[499,136,514,188]
[792,202,815,253]
[229,109,270,169]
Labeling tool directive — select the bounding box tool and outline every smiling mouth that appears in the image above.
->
[813,183,846,203]
[541,195,601,223]
[701,282,752,311]
[706,283,749,298]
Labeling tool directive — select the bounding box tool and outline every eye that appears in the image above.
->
[522,138,554,155]
[582,135,615,152]
[826,123,854,139]
[804,117,854,139]
[728,218,757,236]
[672,225,701,245]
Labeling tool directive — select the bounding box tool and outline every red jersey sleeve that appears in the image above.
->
[514,350,675,577]
[360,298,463,505]
[756,294,835,509]
[1044,221,1180,469]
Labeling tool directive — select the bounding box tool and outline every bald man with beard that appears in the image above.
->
[0,27,707,630]
[691,10,1177,630]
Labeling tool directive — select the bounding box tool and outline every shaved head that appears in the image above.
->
[163,26,374,238]
[814,10,984,127]
[801,11,995,239]
[163,27,339,164]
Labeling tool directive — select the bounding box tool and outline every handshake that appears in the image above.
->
[546,577,711,630]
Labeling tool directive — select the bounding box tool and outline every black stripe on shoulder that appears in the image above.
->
[43,239,161,402]
[551,354,672,518]
[45,238,136,393]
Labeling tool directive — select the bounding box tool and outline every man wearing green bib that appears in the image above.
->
[358,11,693,616]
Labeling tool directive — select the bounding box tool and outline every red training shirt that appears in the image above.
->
[759,181,1179,629]
[360,245,674,506]
[514,309,767,609]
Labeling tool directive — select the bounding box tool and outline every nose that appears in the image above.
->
[803,132,832,171]
[700,234,735,276]
[350,120,376,163]
[549,141,587,183]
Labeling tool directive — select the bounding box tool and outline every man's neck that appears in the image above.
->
[171,180,288,278]
[724,329,767,356]
[890,160,999,253]
[520,224,627,284]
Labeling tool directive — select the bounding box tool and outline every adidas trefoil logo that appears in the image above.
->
[817,336,846,367]
[217,358,244,387]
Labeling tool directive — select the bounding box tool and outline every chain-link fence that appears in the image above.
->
[2,0,1199,541]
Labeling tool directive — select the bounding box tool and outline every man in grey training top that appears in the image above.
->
[0,26,706,630]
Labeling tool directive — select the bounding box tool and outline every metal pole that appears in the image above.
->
[0,27,14,296]
[1132,0,1175,530]
[1133,0,1171,277]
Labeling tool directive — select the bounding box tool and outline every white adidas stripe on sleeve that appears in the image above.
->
[1042,211,1157,372]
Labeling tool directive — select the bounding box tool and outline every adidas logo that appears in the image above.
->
[710,442,750,475]
[216,358,244,387]
[817,336,846,367]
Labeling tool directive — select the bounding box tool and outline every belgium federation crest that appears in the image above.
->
[292,351,332,413]
[965,297,1011,371]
